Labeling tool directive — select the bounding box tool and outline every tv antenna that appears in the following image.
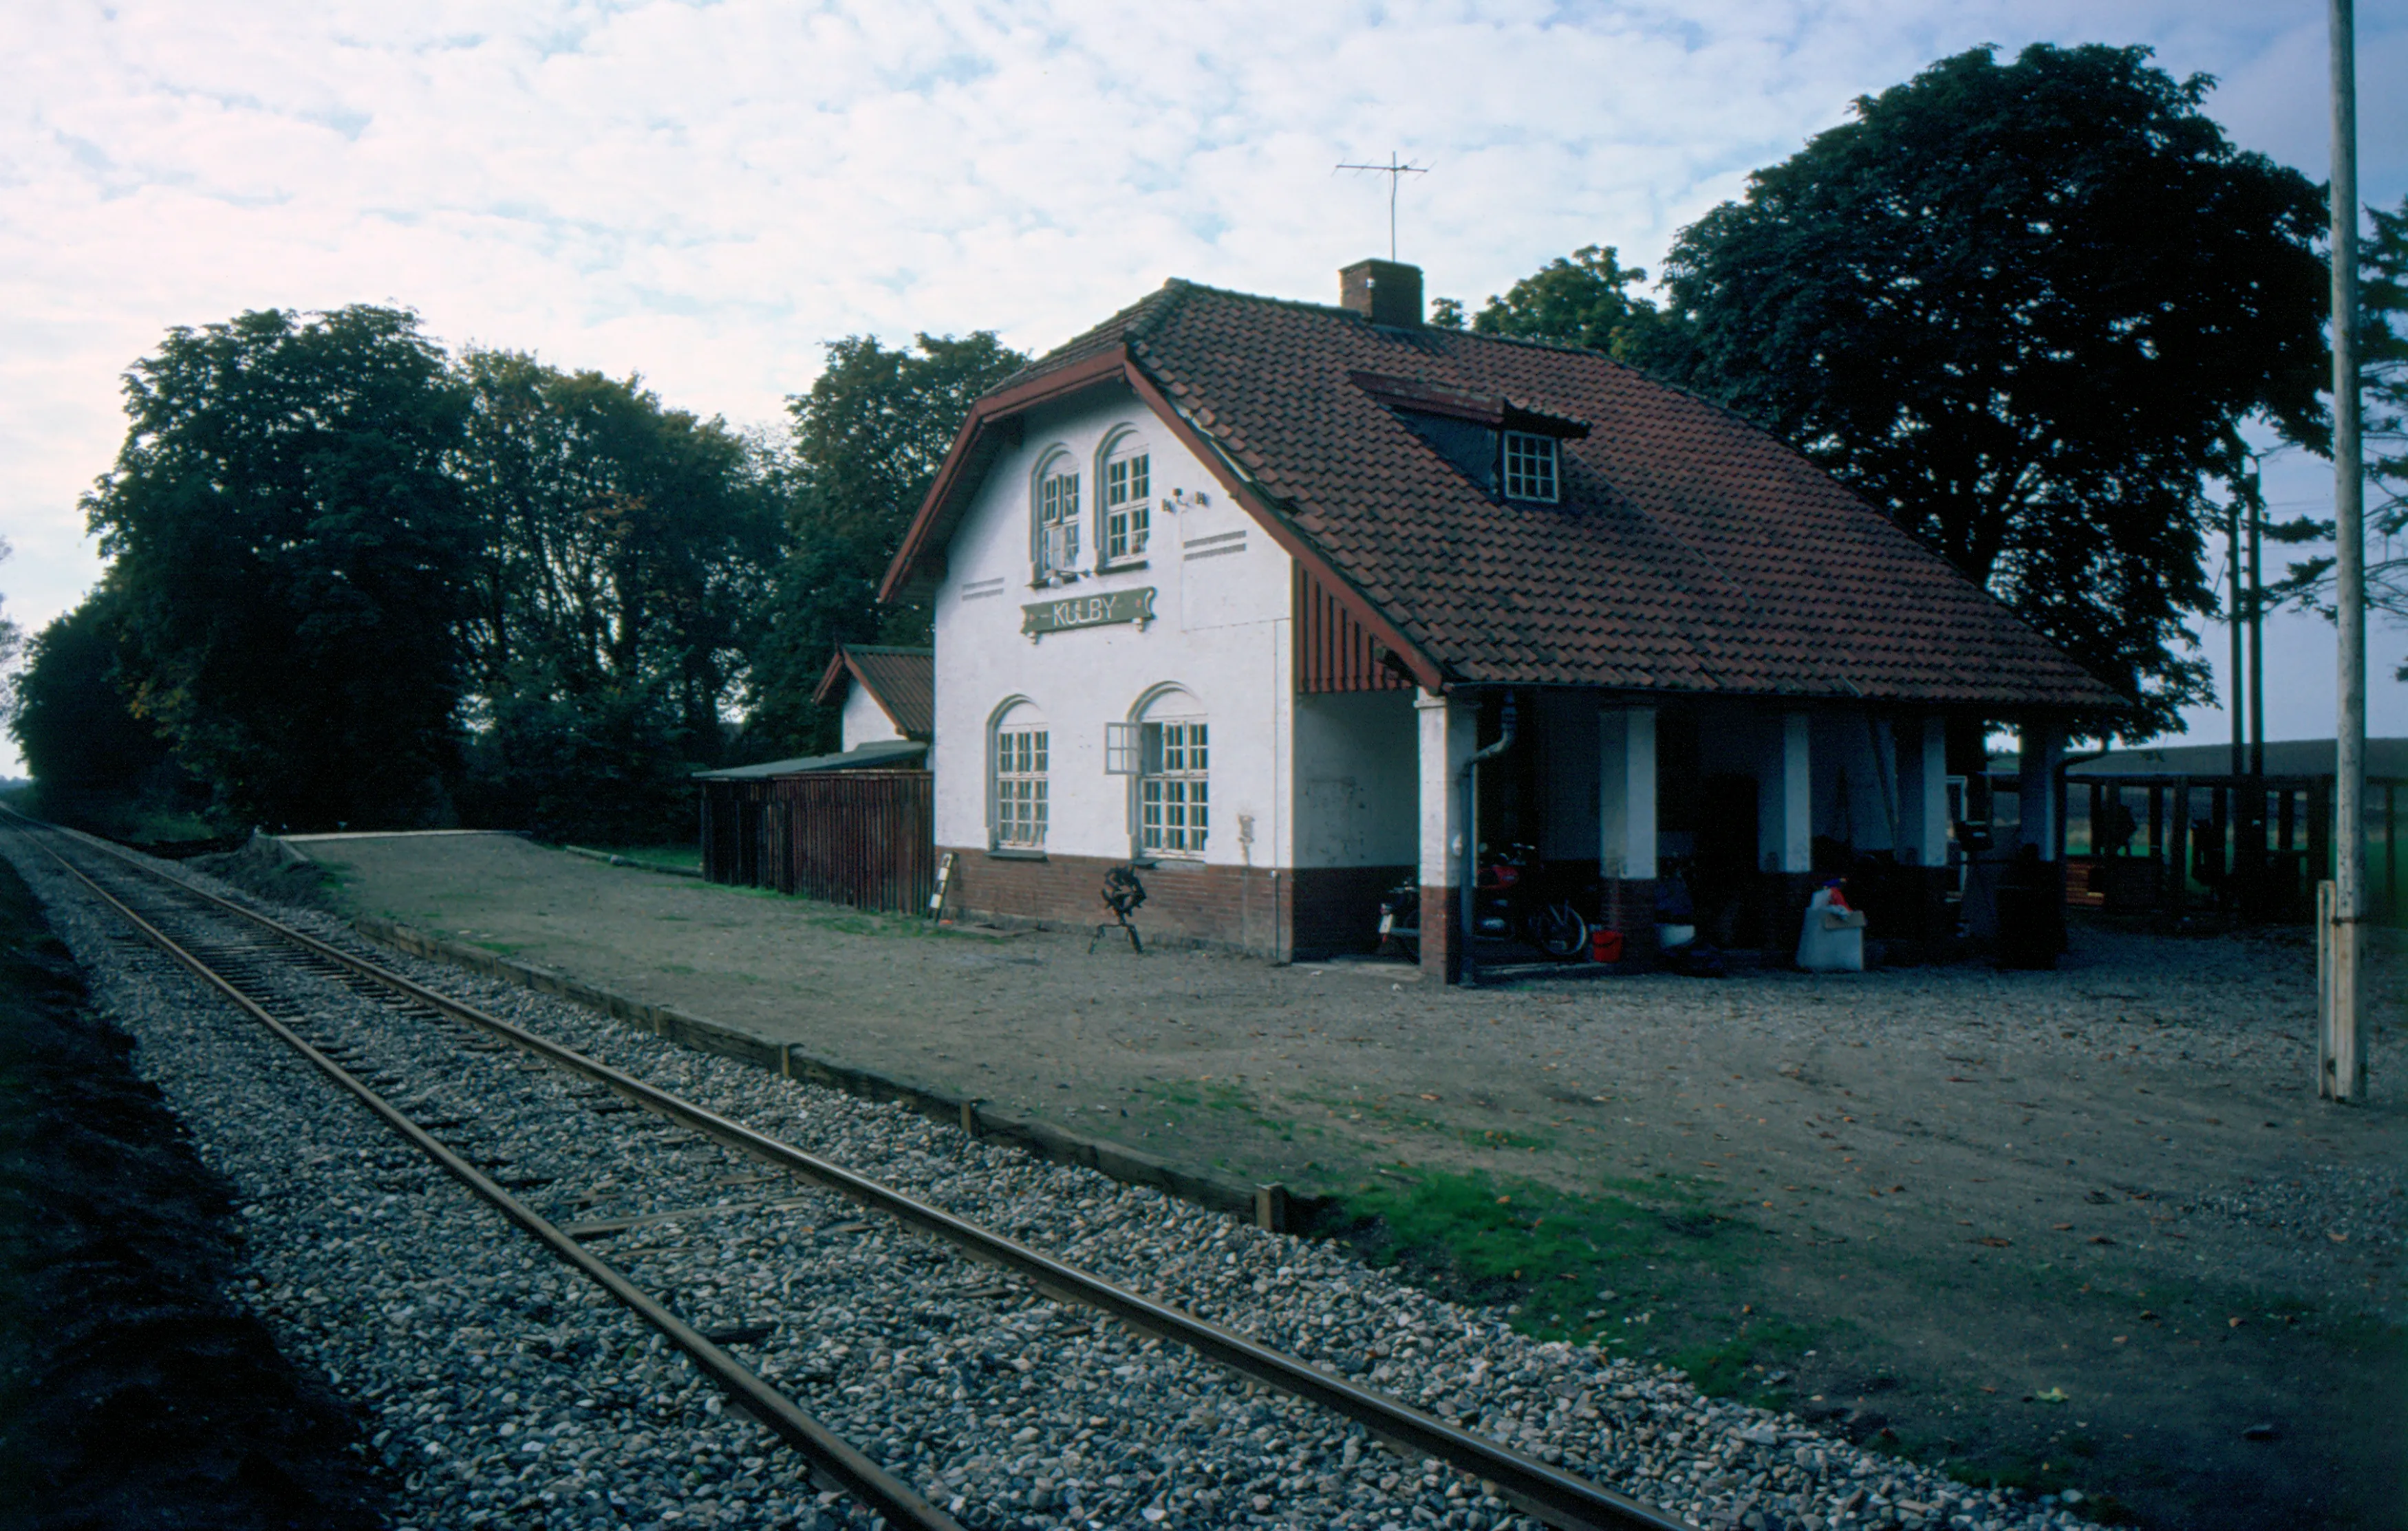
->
[1336,152,1429,261]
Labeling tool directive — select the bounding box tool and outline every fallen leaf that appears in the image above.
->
[2228,1316,2244,1328]
[1975,1236,2013,1248]
[2035,1387,2069,1404]
[2328,1230,2350,1244]
[2088,1235,2116,1246]
[2113,1336,2128,1344]
[1947,1076,1973,1083]
[2052,1223,2074,1230]
[1420,1093,1441,1103]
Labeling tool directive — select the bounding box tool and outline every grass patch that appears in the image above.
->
[1139,1078,1294,1140]
[1294,1090,1556,1153]
[1666,1317,1820,1409]
[1318,1164,1813,1400]
[186,841,345,911]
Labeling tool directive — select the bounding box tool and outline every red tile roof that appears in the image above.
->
[894,281,2120,710]
[813,645,934,739]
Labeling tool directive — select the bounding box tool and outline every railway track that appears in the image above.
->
[10,815,1691,1531]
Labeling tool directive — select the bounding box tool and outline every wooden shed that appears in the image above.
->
[696,740,934,913]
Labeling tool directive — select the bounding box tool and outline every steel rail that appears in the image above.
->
[24,832,966,1531]
[37,821,1694,1531]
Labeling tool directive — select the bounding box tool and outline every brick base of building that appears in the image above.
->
[944,849,1420,962]
[1417,884,1459,984]
[1291,864,1412,961]
[1597,876,1659,967]
[945,848,1278,955]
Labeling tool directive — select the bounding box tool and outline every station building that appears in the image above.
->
[877,261,2117,980]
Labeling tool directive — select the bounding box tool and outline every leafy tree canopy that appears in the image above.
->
[1657,43,2328,737]
[0,539,20,718]
[7,585,179,803]
[1433,243,1677,365]
[84,305,476,828]
[743,332,1025,755]
[2262,196,2408,672]
[449,349,785,838]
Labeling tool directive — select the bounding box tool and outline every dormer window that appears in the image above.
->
[1502,430,1559,503]
[1101,439,1151,565]
[1033,452,1081,583]
[1350,372,1586,507]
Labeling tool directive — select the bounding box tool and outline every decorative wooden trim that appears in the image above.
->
[1119,362,1447,693]
[877,343,1447,695]
[879,348,1131,602]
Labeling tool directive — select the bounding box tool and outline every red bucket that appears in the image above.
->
[1589,928,1626,964]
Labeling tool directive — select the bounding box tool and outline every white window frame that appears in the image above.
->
[991,717,1049,850]
[1099,438,1152,566]
[1501,430,1560,503]
[1104,720,1141,774]
[1033,453,1081,584]
[1138,717,1208,859]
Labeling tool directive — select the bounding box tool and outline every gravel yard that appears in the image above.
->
[0,827,2150,1531]
[271,833,2408,1530]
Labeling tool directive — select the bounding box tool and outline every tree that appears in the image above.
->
[83,307,475,828]
[1657,43,2328,737]
[449,349,784,838]
[7,587,183,815]
[2264,196,2408,673]
[0,539,20,719]
[744,332,1025,754]
[1433,243,1682,367]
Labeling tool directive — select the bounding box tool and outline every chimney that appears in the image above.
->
[1340,259,1423,327]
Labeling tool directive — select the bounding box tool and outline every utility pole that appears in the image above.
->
[2248,475,2266,779]
[2324,0,2367,1103]
[2230,498,2246,778]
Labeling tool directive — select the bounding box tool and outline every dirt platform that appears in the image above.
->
[305,832,2405,1531]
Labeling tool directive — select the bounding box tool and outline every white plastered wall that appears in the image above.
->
[1292,691,1417,868]
[839,682,905,751]
[929,388,1295,869]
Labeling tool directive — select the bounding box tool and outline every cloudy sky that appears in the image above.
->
[5,1,2404,770]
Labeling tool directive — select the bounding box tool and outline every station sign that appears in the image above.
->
[1021,587,1157,640]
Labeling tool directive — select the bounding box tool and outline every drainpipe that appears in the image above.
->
[1457,691,1518,988]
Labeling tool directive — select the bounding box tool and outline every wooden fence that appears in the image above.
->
[2009,772,2408,924]
[700,770,935,914]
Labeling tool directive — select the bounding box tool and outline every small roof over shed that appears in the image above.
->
[691,739,927,781]
[812,645,934,739]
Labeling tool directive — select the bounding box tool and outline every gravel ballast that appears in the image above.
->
[4,829,2104,1531]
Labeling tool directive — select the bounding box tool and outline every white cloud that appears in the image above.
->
[2,0,2401,770]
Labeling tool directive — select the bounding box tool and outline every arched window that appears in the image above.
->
[1135,688,1207,858]
[1097,430,1152,565]
[990,700,1049,850]
[1031,449,1080,584]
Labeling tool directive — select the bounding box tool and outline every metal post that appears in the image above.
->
[2169,780,2191,919]
[2387,782,2398,922]
[2327,0,2366,1101]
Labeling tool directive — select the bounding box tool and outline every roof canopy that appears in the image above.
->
[693,739,927,781]
[812,644,934,739]
[885,278,2120,712]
